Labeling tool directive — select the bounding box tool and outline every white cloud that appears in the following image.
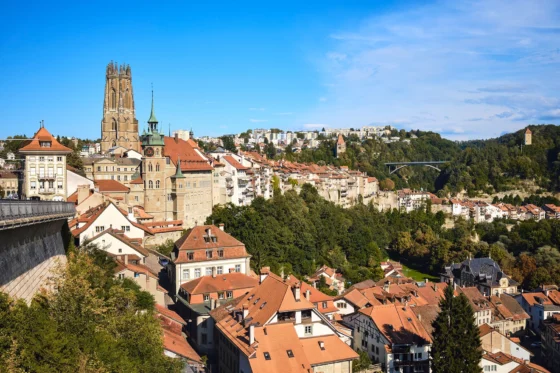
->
[250,119,268,123]
[303,0,560,139]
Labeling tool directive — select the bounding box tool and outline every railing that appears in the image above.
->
[0,201,75,221]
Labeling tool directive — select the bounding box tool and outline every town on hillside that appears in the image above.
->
[1,61,559,373]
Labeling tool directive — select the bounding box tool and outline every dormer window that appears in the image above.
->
[40,141,51,148]
[206,250,213,259]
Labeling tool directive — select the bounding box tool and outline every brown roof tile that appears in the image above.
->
[180,273,258,295]
[19,127,72,153]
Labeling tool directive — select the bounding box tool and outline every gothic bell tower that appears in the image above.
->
[100,61,139,153]
[141,91,166,220]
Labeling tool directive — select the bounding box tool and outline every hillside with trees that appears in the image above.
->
[0,247,182,372]
[286,125,560,195]
[207,185,560,288]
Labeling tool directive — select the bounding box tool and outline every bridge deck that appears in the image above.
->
[0,201,75,230]
[384,161,447,166]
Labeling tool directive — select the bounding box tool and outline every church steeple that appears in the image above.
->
[148,88,158,132]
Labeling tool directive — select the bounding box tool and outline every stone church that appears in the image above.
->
[100,62,140,153]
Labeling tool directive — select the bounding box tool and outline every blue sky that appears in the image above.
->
[1,0,559,141]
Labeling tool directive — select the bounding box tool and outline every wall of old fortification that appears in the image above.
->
[0,220,67,303]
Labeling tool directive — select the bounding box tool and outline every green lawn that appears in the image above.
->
[399,263,439,282]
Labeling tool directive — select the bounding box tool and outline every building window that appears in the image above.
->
[118,273,125,279]
[235,264,241,273]
[322,302,327,309]
[195,268,201,278]
[121,226,130,232]
[203,294,209,301]
[57,157,62,162]
[39,156,45,161]
[57,166,63,175]
[135,196,138,202]
[95,226,105,232]
[217,266,223,275]
[304,326,312,336]
[155,180,160,188]
[148,180,153,189]
[227,291,233,298]
[218,292,225,300]
[218,249,224,258]
[182,269,190,280]
[166,157,170,165]
[187,252,194,260]
[30,167,36,175]
[30,181,36,189]
[124,175,128,181]
[206,250,213,259]
[156,164,160,172]
[134,272,139,278]
[206,267,212,276]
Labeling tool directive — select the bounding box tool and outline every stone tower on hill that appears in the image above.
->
[335,133,346,158]
[524,127,532,146]
[100,61,139,153]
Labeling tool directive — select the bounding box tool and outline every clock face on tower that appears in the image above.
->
[145,147,154,157]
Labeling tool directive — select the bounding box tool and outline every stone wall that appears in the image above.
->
[0,220,67,303]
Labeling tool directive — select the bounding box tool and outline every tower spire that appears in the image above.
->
[148,84,158,131]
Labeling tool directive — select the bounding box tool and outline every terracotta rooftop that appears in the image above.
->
[163,136,213,171]
[19,127,72,153]
[89,228,149,257]
[94,179,130,193]
[180,273,258,295]
[173,225,249,264]
[300,335,358,366]
[223,155,249,171]
[163,329,202,362]
[359,303,432,345]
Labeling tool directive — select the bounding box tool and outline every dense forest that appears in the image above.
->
[207,185,560,288]
[0,246,182,372]
[287,125,560,195]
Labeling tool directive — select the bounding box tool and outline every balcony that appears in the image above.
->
[393,359,429,370]
[38,174,56,180]
[38,188,55,194]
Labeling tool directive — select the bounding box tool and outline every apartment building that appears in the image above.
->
[19,126,72,201]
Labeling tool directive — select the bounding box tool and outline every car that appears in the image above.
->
[530,342,541,348]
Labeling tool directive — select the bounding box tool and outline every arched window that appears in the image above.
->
[112,118,117,131]
[155,180,160,189]
[111,89,117,109]
[148,180,153,189]
[148,163,153,172]
[156,163,160,172]
[156,148,160,156]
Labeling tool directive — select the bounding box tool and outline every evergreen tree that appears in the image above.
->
[431,284,482,373]
[431,284,456,373]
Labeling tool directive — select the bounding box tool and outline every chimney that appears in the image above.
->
[174,132,179,143]
[243,304,249,319]
[249,324,255,345]
[77,185,89,205]
[260,267,270,283]
[219,223,225,231]
[124,254,128,265]
[434,283,438,292]
[212,266,217,278]
[294,283,301,301]
[418,314,422,321]
[425,278,429,284]
[305,289,311,301]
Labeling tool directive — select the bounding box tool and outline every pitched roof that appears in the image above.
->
[89,228,149,257]
[114,259,159,279]
[300,335,358,365]
[521,292,553,307]
[94,179,129,193]
[336,288,371,308]
[19,127,72,153]
[248,324,312,373]
[223,155,249,171]
[163,136,213,171]
[359,303,432,345]
[71,202,153,237]
[162,330,202,362]
[156,304,187,326]
[174,225,249,263]
[180,273,258,295]
[336,134,345,145]
[411,304,440,338]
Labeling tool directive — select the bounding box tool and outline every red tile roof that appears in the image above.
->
[163,329,202,362]
[299,335,358,366]
[89,228,149,257]
[94,179,129,192]
[163,136,212,171]
[223,155,249,171]
[174,225,249,264]
[180,273,258,295]
[19,127,72,153]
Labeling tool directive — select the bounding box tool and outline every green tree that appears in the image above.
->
[431,284,482,373]
[379,178,395,191]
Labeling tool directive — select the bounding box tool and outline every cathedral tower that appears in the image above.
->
[101,61,139,153]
